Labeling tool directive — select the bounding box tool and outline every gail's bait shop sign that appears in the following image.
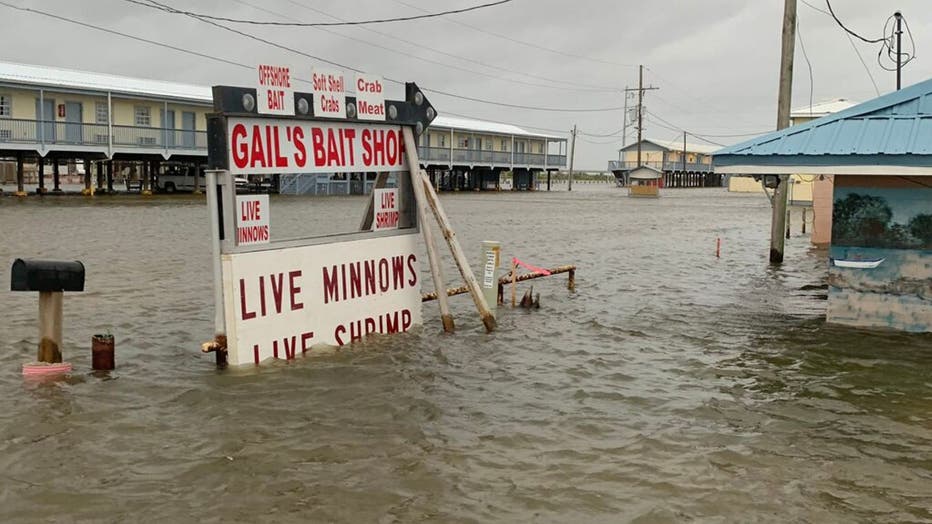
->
[205,71,437,366]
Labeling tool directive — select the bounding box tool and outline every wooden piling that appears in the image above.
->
[511,259,517,307]
[37,291,63,363]
[15,153,25,196]
[106,161,114,193]
[38,157,45,194]
[419,170,497,332]
[801,208,807,234]
[402,128,454,333]
[52,160,61,192]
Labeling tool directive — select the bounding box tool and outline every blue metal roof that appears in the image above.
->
[715,77,932,168]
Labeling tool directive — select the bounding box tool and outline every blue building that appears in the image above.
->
[715,80,932,333]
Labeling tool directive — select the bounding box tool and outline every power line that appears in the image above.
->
[797,16,814,117]
[280,0,619,93]
[127,0,628,113]
[0,1,253,72]
[392,0,637,69]
[824,0,885,44]
[126,0,514,27]
[229,0,617,94]
[799,0,879,96]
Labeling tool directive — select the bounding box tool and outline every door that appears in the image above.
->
[181,111,196,148]
[35,98,55,143]
[65,101,83,143]
[161,109,176,147]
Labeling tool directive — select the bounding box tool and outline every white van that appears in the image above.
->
[157,165,248,193]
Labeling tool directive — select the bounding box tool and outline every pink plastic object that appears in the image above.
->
[22,362,73,376]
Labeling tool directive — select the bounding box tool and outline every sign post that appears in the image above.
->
[481,241,501,317]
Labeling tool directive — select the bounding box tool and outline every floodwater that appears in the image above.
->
[0,185,929,523]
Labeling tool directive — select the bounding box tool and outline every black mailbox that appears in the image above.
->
[11,259,85,292]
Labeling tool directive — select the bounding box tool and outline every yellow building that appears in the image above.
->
[608,138,719,188]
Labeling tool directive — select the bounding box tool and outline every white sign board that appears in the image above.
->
[355,74,386,121]
[221,233,423,365]
[256,64,294,115]
[235,194,270,245]
[312,68,346,119]
[372,188,399,231]
[226,118,407,175]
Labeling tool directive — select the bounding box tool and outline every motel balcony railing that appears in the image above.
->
[419,146,567,168]
[0,118,208,151]
[608,160,714,173]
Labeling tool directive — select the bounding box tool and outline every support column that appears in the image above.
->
[83,159,92,195]
[547,171,551,191]
[52,160,61,192]
[106,161,114,193]
[15,153,25,196]
[38,157,47,194]
[96,161,104,190]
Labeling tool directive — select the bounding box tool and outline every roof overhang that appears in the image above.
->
[714,153,932,176]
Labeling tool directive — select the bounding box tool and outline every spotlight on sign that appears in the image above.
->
[346,102,357,119]
[388,104,398,120]
[414,91,424,106]
[242,93,256,112]
[297,97,309,115]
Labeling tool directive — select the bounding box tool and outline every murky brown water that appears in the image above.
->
[1,186,930,523]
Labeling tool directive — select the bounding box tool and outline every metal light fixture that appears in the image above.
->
[242,93,256,112]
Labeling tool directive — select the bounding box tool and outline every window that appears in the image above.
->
[500,139,508,151]
[0,94,11,118]
[458,137,469,148]
[134,106,151,126]
[438,134,446,147]
[95,102,109,124]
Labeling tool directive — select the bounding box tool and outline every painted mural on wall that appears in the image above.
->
[827,183,932,333]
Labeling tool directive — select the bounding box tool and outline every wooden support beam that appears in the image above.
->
[417,167,497,332]
[402,128,454,333]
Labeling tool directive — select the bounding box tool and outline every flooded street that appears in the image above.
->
[1,186,930,523]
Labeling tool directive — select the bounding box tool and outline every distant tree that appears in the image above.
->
[832,193,894,245]
[908,214,932,247]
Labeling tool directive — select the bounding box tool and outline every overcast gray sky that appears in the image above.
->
[2,0,930,169]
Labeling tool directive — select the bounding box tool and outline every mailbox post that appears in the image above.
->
[11,259,85,364]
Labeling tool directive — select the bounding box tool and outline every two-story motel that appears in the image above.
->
[608,138,719,188]
[0,61,566,195]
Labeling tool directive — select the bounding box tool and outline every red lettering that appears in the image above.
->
[301,331,314,354]
[312,128,325,167]
[270,273,284,314]
[407,254,418,286]
[239,278,256,320]
[327,128,341,167]
[289,270,303,311]
[250,125,266,168]
[258,275,267,316]
[293,126,306,167]
[362,129,372,165]
[335,325,346,346]
[232,124,248,168]
[273,127,288,167]
[323,266,339,304]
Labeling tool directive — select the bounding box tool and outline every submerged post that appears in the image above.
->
[481,241,501,318]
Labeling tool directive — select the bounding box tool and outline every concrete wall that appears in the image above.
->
[826,175,931,332]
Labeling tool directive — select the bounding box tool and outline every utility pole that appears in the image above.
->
[568,124,577,191]
[895,11,903,90]
[621,85,629,155]
[621,68,658,179]
[637,65,644,168]
[770,0,796,264]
